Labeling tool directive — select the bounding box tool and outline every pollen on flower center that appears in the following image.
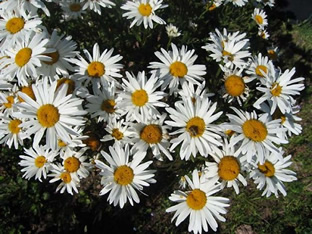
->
[58,139,67,148]
[224,75,245,97]
[186,189,207,210]
[138,3,152,16]
[35,156,46,168]
[255,15,264,25]
[8,119,22,134]
[222,50,234,61]
[258,160,275,177]
[218,156,240,181]
[64,156,81,173]
[6,17,25,34]
[271,82,282,97]
[114,165,134,186]
[70,3,82,12]
[131,89,148,107]
[255,65,268,77]
[87,61,105,78]
[101,99,116,113]
[19,86,35,102]
[242,119,268,142]
[169,61,188,78]
[56,78,75,95]
[43,51,60,65]
[37,104,60,128]
[140,124,162,144]
[112,128,124,140]
[60,172,72,183]
[186,117,205,137]
[15,48,32,67]
[4,96,14,109]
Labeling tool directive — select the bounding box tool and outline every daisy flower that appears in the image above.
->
[165,23,181,38]
[121,0,167,29]
[250,148,297,197]
[266,46,279,61]
[117,71,167,122]
[14,80,87,150]
[204,138,247,194]
[101,118,133,146]
[166,169,230,234]
[252,8,268,29]
[178,82,214,104]
[253,67,305,115]
[0,8,42,49]
[1,31,54,86]
[224,0,248,7]
[0,91,18,115]
[226,107,288,164]
[149,43,206,94]
[49,163,80,195]
[72,43,123,88]
[165,97,223,160]
[82,0,115,15]
[206,0,224,11]
[38,29,78,79]
[256,0,275,7]
[258,28,270,40]
[95,143,156,208]
[130,114,172,161]
[60,0,86,20]
[19,143,57,182]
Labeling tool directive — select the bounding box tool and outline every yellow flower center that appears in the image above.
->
[6,17,25,34]
[272,108,286,124]
[87,61,105,78]
[186,189,207,210]
[18,86,35,102]
[271,82,282,97]
[208,3,217,11]
[267,50,277,60]
[69,3,82,12]
[112,128,124,140]
[169,61,188,78]
[56,78,75,95]
[258,160,275,177]
[37,104,60,128]
[60,172,72,183]
[43,51,60,65]
[255,15,264,25]
[58,139,67,148]
[224,75,245,97]
[242,119,268,142]
[138,3,152,16]
[131,89,148,107]
[15,48,32,67]
[114,165,134,186]
[83,134,100,151]
[140,124,162,144]
[101,99,116,113]
[35,156,46,168]
[225,129,235,137]
[8,119,22,134]
[64,156,81,173]
[255,65,268,77]
[4,96,14,109]
[222,50,234,61]
[186,117,205,138]
[218,156,240,181]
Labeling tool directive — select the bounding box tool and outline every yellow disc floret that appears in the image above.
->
[19,86,35,102]
[131,89,148,107]
[218,156,240,181]
[138,3,152,16]
[186,189,207,210]
[60,172,72,183]
[8,119,22,134]
[87,61,105,78]
[43,51,60,65]
[140,124,162,144]
[258,160,275,177]
[224,75,245,97]
[169,61,188,78]
[64,156,81,173]
[56,78,75,95]
[255,15,264,25]
[70,3,82,12]
[186,117,205,138]
[6,17,25,34]
[35,156,46,168]
[4,96,14,109]
[37,104,60,128]
[112,128,124,140]
[242,119,268,142]
[114,165,134,186]
[101,99,116,113]
[255,65,268,77]
[15,48,32,67]
[271,82,282,97]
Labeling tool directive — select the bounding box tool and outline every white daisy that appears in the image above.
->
[224,0,248,7]
[166,169,230,234]
[165,23,181,38]
[258,28,270,40]
[253,67,305,115]
[204,138,247,194]
[149,43,206,94]
[95,143,156,208]
[206,0,224,11]
[82,0,115,15]
[117,71,167,122]
[101,118,133,146]
[121,0,167,29]
[178,82,214,104]
[256,0,275,7]
[60,0,86,20]
[266,46,279,61]
[252,8,268,29]
[250,148,297,197]
[226,107,288,164]
[19,143,57,182]
[130,114,172,161]
[0,91,18,115]
[165,97,223,160]
[72,43,123,88]
[14,80,87,150]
